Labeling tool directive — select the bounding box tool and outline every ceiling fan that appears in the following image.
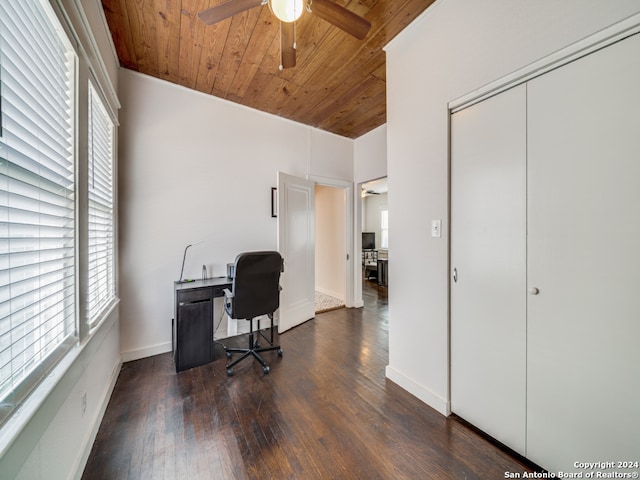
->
[197,0,371,69]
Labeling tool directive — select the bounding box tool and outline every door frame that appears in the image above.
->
[356,176,388,307]
[308,175,355,308]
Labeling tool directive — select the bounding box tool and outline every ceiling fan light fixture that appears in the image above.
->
[269,0,303,23]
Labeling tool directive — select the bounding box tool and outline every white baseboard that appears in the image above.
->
[122,310,280,365]
[121,341,172,363]
[315,287,345,301]
[123,316,278,364]
[385,365,451,416]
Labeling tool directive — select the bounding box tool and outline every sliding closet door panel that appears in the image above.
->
[527,33,640,472]
[451,85,527,455]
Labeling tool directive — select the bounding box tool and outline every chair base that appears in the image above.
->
[224,316,282,376]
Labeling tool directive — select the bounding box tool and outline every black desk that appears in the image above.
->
[173,277,232,372]
[377,259,388,286]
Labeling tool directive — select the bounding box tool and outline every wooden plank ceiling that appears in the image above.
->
[101,0,435,139]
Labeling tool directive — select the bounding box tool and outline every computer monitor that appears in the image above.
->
[362,232,375,250]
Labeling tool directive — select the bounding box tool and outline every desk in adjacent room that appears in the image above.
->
[173,277,232,372]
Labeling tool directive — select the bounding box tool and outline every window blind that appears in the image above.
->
[87,84,114,326]
[0,0,76,422]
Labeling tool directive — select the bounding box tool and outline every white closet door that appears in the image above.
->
[450,85,527,455]
[527,33,640,472]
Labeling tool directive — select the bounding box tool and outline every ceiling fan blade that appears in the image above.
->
[198,0,264,25]
[308,0,371,40]
[280,22,296,69]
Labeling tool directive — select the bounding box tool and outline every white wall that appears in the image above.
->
[354,124,387,184]
[384,0,640,415]
[315,185,346,300]
[118,70,354,360]
[311,129,354,181]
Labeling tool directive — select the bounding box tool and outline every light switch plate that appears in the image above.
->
[431,220,441,238]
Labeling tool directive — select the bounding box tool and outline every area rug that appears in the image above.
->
[315,291,345,314]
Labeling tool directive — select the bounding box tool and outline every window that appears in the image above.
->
[380,209,389,249]
[0,0,76,424]
[87,84,115,326]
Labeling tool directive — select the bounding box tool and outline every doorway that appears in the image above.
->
[315,184,347,313]
[360,177,388,291]
[300,175,355,313]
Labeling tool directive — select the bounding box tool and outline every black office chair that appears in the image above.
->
[223,251,283,376]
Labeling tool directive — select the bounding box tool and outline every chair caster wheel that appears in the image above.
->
[226,351,232,359]
[277,349,283,357]
[263,365,270,374]
[226,368,234,377]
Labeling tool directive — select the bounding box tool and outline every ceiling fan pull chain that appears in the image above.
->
[278,21,284,71]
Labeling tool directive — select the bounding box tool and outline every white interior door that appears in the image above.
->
[450,84,527,455]
[277,172,315,332]
[526,32,640,472]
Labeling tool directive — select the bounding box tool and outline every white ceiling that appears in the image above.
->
[362,177,388,196]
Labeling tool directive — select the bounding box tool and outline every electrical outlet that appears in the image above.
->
[81,392,87,417]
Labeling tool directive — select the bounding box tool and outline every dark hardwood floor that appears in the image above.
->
[82,280,533,479]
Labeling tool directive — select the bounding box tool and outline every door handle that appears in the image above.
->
[453,268,458,283]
